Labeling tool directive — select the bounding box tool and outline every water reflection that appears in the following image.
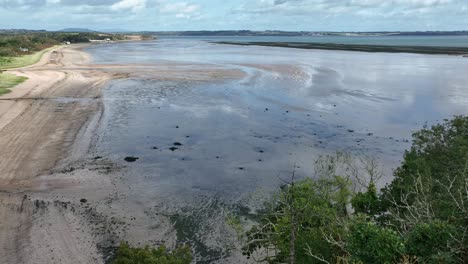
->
[85,39,468,262]
[87,39,468,198]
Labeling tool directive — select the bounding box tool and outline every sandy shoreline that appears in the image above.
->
[0,44,119,264]
[0,43,246,264]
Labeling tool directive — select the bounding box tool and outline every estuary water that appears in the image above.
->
[160,35,468,47]
[85,39,468,262]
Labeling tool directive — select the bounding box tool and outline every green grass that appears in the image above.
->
[0,46,57,69]
[0,73,28,95]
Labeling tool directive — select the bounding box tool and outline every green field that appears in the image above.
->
[0,72,28,95]
[0,46,55,69]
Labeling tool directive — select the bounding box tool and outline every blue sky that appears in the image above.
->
[0,0,467,31]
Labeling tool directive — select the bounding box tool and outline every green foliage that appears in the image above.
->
[0,32,121,58]
[0,72,27,94]
[351,181,379,215]
[226,214,244,238]
[243,176,351,263]
[405,220,459,263]
[347,216,404,264]
[242,116,468,263]
[112,241,192,264]
[381,116,468,223]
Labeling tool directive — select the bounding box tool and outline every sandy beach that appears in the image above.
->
[0,45,115,263]
[0,43,245,264]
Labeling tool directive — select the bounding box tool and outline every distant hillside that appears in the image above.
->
[100,28,131,33]
[59,28,96,33]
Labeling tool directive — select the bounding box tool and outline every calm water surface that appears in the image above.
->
[85,39,468,261]
[163,35,468,47]
[87,39,468,198]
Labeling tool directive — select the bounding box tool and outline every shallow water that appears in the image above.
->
[158,35,468,47]
[86,39,468,261]
[87,38,468,198]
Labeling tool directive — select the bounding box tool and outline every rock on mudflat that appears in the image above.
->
[124,156,139,162]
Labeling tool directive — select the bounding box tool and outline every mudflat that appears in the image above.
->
[0,44,244,264]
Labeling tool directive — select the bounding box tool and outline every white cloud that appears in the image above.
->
[111,0,146,12]
[160,2,199,14]
[238,0,458,16]
[159,1,200,19]
[0,0,46,9]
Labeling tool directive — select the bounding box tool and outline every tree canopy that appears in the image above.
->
[242,116,468,264]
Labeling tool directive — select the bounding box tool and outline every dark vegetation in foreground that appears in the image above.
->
[112,242,192,264]
[215,41,468,55]
[112,116,468,263]
[0,32,123,57]
[241,116,468,263]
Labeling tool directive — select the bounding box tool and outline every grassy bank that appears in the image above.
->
[0,72,27,95]
[216,41,468,55]
[0,46,55,69]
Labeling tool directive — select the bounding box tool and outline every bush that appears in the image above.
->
[351,181,380,215]
[0,32,123,57]
[381,116,468,222]
[347,217,404,264]
[112,242,192,264]
[405,220,459,263]
[243,176,351,264]
[241,116,468,264]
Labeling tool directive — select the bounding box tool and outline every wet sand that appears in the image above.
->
[0,44,244,264]
[0,45,117,264]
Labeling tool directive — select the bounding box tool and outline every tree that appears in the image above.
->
[241,116,468,264]
[381,116,468,223]
[351,180,380,216]
[380,116,468,262]
[346,216,404,264]
[405,220,460,263]
[242,176,351,264]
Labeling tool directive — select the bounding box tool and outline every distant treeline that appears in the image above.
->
[0,32,123,57]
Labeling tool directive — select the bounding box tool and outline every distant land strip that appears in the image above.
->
[214,41,468,55]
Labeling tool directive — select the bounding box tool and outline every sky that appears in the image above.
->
[0,0,467,31]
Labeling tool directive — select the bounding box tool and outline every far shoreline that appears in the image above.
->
[214,41,468,56]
